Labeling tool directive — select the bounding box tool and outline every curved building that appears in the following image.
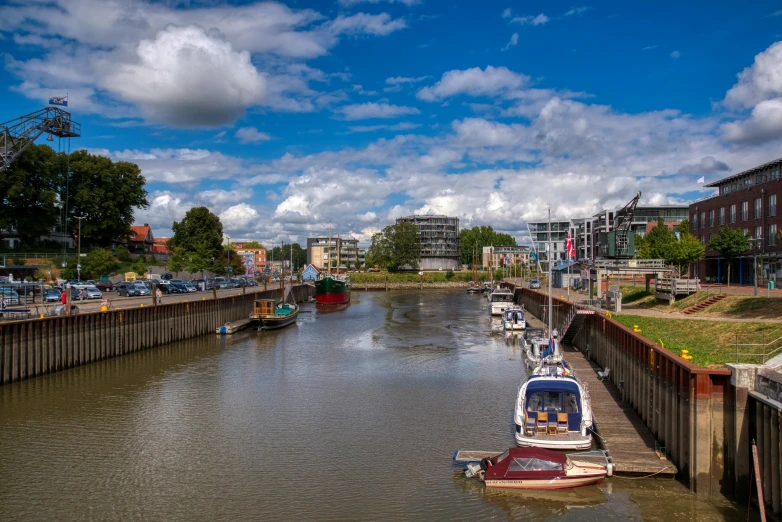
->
[396,215,461,271]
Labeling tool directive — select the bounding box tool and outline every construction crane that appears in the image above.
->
[599,191,642,258]
[0,107,81,172]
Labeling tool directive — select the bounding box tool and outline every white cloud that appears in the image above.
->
[236,127,272,143]
[385,75,430,85]
[338,102,421,120]
[220,203,261,231]
[328,13,407,36]
[502,33,519,51]
[338,0,419,6]
[502,8,512,18]
[564,6,591,16]
[724,41,782,110]
[347,122,421,132]
[511,14,549,25]
[670,50,681,59]
[102,25,266,126]
[721,98,782,144]
[642,45,658,50]
[417,66,528,101]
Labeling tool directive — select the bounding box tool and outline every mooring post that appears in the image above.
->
[753,439,768,522]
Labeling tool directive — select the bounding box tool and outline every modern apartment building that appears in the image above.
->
[306,237,364,271]
[526,219,571,273]
[689,158,782,284]
[395,215,461,270]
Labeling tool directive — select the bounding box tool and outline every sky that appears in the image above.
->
[3,0,782,246]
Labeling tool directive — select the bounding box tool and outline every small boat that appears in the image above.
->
[502,307,526,330]
[513,373,593,450]
[467,281,483,293]
[488,286,514,315]
[250,298,299,330]
[460,447,607,489]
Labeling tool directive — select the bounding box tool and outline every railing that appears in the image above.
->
[733,327,782,363]
[588,259,667,269]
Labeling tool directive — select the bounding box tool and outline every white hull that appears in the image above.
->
[485,474,604,489]
[514,430,592,451]
[504,321,526,330]
[491,302,511,315]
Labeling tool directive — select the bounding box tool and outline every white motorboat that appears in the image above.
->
[488,286,514,315]
[502,307,526,330]
[524,330,563,371]
[513,374,593,450]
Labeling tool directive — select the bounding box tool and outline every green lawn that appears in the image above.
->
[613,315,782,367]
[698,296,782,319]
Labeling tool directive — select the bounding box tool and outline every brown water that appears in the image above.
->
[0,290,748,521]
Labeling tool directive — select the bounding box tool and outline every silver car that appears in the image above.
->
[0,289,20,305]
[133,283,151,296]
[84,286,103,299]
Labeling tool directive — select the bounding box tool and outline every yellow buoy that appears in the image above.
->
[100,305,108,312]
[140,304,144,308]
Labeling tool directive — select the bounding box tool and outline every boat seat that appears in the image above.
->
[536,412,548,434]
[597,367,610,381]
[525,412,537,436]
[557,413,569,434]
[548,415,558,435]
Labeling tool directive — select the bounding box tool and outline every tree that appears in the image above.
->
[366,222,421,272]
[460,226,517,265]
[637,218,676,262]
[268,243,307,270]
[65,150,149,246]
[133,255,148,277]
[0,144,60,246]
[168,246,188,277]
[709,226,750,286]
[669,233,705,277]
[82,248,118,279]
[115,245,131,262]
[169,207,223,271]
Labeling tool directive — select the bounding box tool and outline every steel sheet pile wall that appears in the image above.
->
[749,395,782,515]
[0,286,313,385]
[512,285,731,493]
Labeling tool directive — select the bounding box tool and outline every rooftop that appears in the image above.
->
[705,157,782,188]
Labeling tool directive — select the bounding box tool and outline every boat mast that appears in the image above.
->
[327,227,332,277]
[281,240,285,300]
[547,206,552,337]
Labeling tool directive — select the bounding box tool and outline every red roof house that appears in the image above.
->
[129,224,154,253]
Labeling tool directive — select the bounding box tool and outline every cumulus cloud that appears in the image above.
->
[236,127,272,143]
[385,75,431,85]
[417,66,528,101]
[502,8,513,18]
[348,122,421,132]
[724,41,782,110]
[670,50,681,59]
[677,156,731,175]
[338,0,419,6]
[338,102,421,120]
[102,25,266,126]
[220,203,261,231]
[721,99,782,144]
[328,13,407,36]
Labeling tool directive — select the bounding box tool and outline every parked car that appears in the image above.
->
[183,283,197,293]
[44,288,62,302]
[116,282,142,297]
[84,286,103,299]
[170,282,188,293]
[0,289,20,305]
[94,280,114,292]
[132,282,151,296]
[158,282,180,294]
[529,279,541,289]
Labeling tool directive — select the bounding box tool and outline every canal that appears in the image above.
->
[0,290,748,520]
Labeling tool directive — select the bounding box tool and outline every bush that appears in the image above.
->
[445,270,454,280]
[115,245,131,262]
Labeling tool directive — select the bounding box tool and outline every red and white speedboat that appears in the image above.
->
[460,447,608,490]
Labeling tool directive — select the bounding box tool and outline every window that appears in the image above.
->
[508,457,562,472]
[730,204,736,224]
[755,198,762,219]
[769,194,777,217]
[719,207,725,225]
[770,225,778,247]
[742,201,749,221]
[700,212,706,229]
[708,233,713,251]
[700,235,705,245]
[757,173,768,185]
[743,228,750,237]
[709,209,715,227]
[746,177,752,187]
[755,226,762,241]
[772,170,780,181]
[692,214,698,230]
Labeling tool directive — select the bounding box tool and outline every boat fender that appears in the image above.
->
[480,457,493,471]
[219,326,227,334]
[606,463,614,477]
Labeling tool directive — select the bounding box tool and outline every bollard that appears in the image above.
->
[140,304,144,308]
[39,313,45,319]
[633,325,641,333]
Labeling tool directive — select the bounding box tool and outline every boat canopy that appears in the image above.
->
[525,378,582,416]
[485,447,567,480]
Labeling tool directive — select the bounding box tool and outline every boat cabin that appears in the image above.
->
[484,447,569,481]
[522,377,582,435]
[503,308,525,324]
[253,299,277,317]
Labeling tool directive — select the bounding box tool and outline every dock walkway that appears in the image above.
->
[562,344,678,476]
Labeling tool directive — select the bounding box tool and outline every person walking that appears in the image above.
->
[156,288,163,305]
[0,296,6,320]
[61,290,67,305]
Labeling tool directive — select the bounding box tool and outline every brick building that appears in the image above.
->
[689,158,781,285]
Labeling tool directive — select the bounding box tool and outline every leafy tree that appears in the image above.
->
[62,258,78,280]
[83,248,118,279]
[637,218,675,261]
[168,246,188,277]
[0,144,61,245]
[709,226,750,286]
[186,242,216,279]
[460,226,517,265]
[115,245,131,262]
[149,255,158,265]
[133,255,148,277]
[219,246,245,276]
[65,150,149,246]
[268,243,307,270]
[169,207,223,270]
[367,222,421,272]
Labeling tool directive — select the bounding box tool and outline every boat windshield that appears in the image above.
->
[508,457,562,472]
[526,391,578,413]
[496,450,510,463]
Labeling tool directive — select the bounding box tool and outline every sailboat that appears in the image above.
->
[315,230,351,304]
[513,207,593,450]
[251,241,299,329]
[467,245,483,293]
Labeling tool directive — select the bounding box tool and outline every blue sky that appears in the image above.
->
[2,0,782,245]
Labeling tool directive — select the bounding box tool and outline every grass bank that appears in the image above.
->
[612,315,782,367]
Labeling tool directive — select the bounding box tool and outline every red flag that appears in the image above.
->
[566,232,575,259]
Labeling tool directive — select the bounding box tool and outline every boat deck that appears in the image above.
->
[561,344,678,476]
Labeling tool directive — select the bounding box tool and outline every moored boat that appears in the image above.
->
[461,447,607,489]
[315,275,351,304]
[250,298,299,330]
[488,286,514,315]
[502,307,526,330]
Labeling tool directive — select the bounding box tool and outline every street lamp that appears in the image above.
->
[751,236,763,296]
[75,215,86,281]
